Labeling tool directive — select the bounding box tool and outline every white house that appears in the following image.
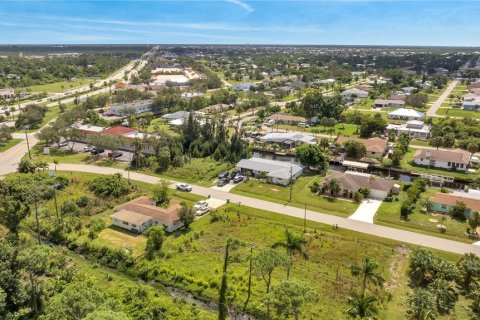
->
[388,108,424,121]
[402,87,417,95]
[413,148,471,172]
[259,132,316,149]
[236,158,303,186]
[341,88,369,99]
[0,88,14,99]
[386,120,431,139]
[109,100,153,117]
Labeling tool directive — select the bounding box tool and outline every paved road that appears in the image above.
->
[53,163,480,256]
[426,80,458,117]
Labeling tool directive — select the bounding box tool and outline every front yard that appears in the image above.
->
[231,174,359,217]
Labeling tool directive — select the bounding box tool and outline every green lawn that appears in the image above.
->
[231,174,359,217]
[375,185,472,243]
[275,123,359,137]
[400,149,479,181]
[0,138,22,152]
[21,78,91,93]
[159,157,234,187]
[351,98,374,110]
[409,139,430,147]
[436,107,480,119]
[146,118,179,136]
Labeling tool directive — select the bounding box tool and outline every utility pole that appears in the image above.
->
[53,187,59,223]
[288,166,293,202]
[25,130,31,159]
[304,203,307,233]
[242,246,254,315]
[33,199,41,245]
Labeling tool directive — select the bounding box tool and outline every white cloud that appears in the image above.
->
[225,0,254,13]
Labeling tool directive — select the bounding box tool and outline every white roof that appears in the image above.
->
[237,158,303,180]
[342,88,368,95]
[77,124,105,132]
[123,132,153,139]
[388,108,424,118]
[260,132,316,144]
[342,161,370,169]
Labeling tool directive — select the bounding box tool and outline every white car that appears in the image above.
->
[176,183,192,192]
[194,201,208,210]
[196,207,210,216]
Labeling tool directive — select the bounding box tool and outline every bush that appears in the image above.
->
[76,195,90,208]
[89,173,130,198]
[353,191,364,203]
[309,181,320,193]
[61,200,80,216]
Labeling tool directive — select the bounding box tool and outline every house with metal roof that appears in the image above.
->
[109,100,153,117]
[386,120,431,139]
[341,88,369,99]
[259,132,316,149]
[388,108,424,121]
[236,158,303,186]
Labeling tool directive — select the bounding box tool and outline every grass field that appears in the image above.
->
[231,174,359,217]
[275,123,359,137]
[400,149,479,181]
[146,118,179,136]
[436,107,480,119]
[374,185,472,243]
[351,98,374,110]
[22,78,91,93]
[0,138,22,152]
[159,157,234,186]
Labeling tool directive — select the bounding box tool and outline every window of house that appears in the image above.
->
[441,204,447,209]
[448,162,451,166]
[460,164,464,168]
[132,224,137,228]
[122,221,128,225]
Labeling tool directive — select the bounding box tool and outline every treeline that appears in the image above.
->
[0,55,131,89]
[429,118,480,154]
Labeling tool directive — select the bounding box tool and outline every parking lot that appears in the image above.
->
[59,141,134,163]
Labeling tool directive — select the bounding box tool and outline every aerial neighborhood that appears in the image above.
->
[2,43,480,320]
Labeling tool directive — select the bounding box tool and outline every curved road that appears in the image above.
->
[53,163,479,256]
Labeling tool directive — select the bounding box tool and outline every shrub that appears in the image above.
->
[89,173,130,198]
[76,195,90,208]
[353,191,364,203]
[61,200,80,216]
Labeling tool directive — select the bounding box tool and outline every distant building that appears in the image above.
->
[259,132,316,149]
[204,103,231,114]
[322,171,398,200]
[463,95,480,111]
[161,110,204,126]
[111,196,183,233]
[336,136,388,159]
[231,82,256,92]
[341,88,369,99]
[401,87,417,95]
[181,92,205,99]
[386,120,431,139]
[0,88,14,99]
[109,100,153,117]
[236,158,303,186]
[267,113,306,125]
[388,108,424,121]
[413,148,470,172]
[373,99,405,109]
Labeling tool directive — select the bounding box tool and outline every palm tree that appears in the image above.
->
[53,159,59,174]
[319,138,329,151]
[346,292,379,319]
[430,279,457,315]
[328,178,341,198]
[272,229,308,279]
[351,256,385,296]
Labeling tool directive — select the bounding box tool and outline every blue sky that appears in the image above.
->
[0,0,479,46]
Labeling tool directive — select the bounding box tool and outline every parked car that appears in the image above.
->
[90,148,105,155]
[218,171,229,179]
[230,171,241,179]
[83,146,93,152]
[194,201,208,210]
[196,207,210,216]
[176,183,192,192]
[233,175,244,183]
[298,122,309,128]
[58,141,68,147]
[108,151,123,158]
[217,178,229,187]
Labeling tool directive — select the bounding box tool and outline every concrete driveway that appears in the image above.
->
[210,180,240,192]
[348,199,383,224]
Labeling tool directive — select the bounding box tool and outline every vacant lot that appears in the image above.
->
[22,78,90,93]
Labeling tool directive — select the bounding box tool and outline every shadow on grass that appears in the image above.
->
[107,225,143,237]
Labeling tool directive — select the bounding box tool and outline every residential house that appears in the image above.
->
[181,92,205,99]
[336,136,388,159]
[388,108,424,121]
[357,85,373,92]
[322,171,398,200]
[341,88,369,100]
[204,103,231,114]
[111,196,183,233]
[463,94,480,111]
[430,193,480,217]
[413,148,471,172]
[468,82,480,93]
[109,100,153,117]
[236,158,303,186]
[267,113,306,125]
[373,99,405,109]
[161,110,204,126]
[402,87,417,95]
[386,120,431,139]
[259,132,316,149]
[0,88,14,99]
[231,82,256,92]
[314,78,336,85]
